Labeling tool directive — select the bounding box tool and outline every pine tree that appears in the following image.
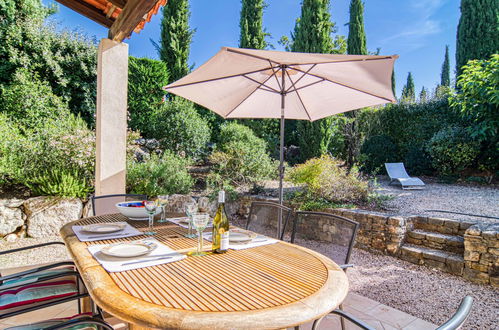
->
[419,86,428,103]
[291,0,340,160]
[239,0,266,49]
[401,72,415,103]
[347,0,367,55]
[157,0,194,82]
[455,0,499,77]
[440,45,450,87]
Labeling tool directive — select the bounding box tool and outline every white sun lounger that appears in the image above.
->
[385,162,425,190]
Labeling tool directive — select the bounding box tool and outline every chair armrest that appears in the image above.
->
[339,264,354,270]
[330,309,376,330]
[0,261,75,283]
[0,242,65,256]
[436,296,474,330]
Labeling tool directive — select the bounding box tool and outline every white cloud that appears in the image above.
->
[380,0,447,51]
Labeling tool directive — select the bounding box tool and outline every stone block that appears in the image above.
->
[464,238,487,253]
[424,258,447,272]
[479,253,493,266]
[460,221,477,231]
[490,276,499,288]
[427,217,445,227]
[401,245,423,258]
[371,238,385,250]
[470,262,489,272]
[426,233,449,244]
[446,255,464,276]
[423,250,448,263]
[489,248,499,256]
[465,224,481,236]
[371,224,385,232]
[464,250,480,262]
[408,230,426,240]
[370,215,388,225]
[0,203,24,236]
[444,219,460,231]
[386,243,400,254]
[400,254,421,265]
[406,237,422,245]
[482,230,497,240]
[463,268,489,284]
[387,226,404,235]
[25,197,83,238]
[387,217,405,226]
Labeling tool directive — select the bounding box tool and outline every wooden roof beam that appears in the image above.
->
[108,0,126,9]
[56,0,114,28]
[108,0,157,42]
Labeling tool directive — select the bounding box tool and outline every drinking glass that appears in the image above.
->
[198,197,210,213]
[144,200,157,236]
[184,202,197,238]
[190,213,210,256]
[156,195,169,223]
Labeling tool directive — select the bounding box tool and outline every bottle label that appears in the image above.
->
[220,231,229,251]
[218,190,225,203]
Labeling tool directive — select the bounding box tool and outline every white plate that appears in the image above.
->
[229,229,257,243]
[82,222,126,234]
[100,241,157,258]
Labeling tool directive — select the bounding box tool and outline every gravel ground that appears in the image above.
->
[295,239,498,330]
[1,236,497,329]
[375,176,499,223]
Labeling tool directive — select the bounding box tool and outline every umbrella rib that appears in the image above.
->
[284,64,317,94]
[227,47,281,65]
[289,79,326,93]
[268,60,283,91]
[164,66,281,89]
[284,55,397,66]
[224,70,278,118]
[285,70,312,121]
[242,74,281,94]
[291,67,394,102]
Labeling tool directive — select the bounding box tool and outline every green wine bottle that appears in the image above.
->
[212,190,229,253]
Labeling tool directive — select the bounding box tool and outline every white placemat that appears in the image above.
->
[203,232,278,250]
[73,222,143,242]
[166,216,213,229]
[88,238,186,272]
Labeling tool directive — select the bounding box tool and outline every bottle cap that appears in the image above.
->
[218,190,225,203]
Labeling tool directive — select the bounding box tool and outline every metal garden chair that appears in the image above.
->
[312,296,474,330]
[290,211,359,330]
[90,193,147,216]
[245,201,292,240]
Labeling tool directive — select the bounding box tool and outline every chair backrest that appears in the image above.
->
[246,202,292,240]
[385,162,410,179]
[291,211,359,266]
[436,296,474,330]
[91,194,147,216]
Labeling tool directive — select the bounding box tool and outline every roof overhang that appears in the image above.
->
[55,0,167,42]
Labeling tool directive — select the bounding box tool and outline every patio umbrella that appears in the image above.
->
[164,47,398,234]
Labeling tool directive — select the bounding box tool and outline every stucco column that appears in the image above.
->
[95,38,128,196]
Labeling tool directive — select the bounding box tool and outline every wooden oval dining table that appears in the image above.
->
[60,213,349,330]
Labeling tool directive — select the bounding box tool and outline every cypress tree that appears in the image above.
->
[391,70,396,98]
[239,0,266,49]
[419,86,428,103]
[347,0,367,55]
[455,0,499,76]
[157,0,194,82]
[440,45,450,87]
[401,72,415,103]
[291,0,339,160]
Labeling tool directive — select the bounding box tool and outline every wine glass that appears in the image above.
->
[144,200,157,236]
[189,213,210,256]
[184,202,198,238]
[156,195,169,223]
[198,197,210,213]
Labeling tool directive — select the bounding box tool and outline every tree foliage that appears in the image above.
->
[441,45,451,87]
[157,0,194,82]
[401,72,415,103]
[455,0,499,77]
[128,57,169,136]
[419,86,429,103]
[347,0,367,55]
[239,0,267,49]
[0,0,97,125]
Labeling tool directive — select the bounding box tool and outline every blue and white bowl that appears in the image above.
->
[115,201,161,221]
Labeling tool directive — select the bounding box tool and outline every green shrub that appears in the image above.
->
[0,69,71,130]
[208,123,276,189]
[404,146,433,176]
[287,155,369,204]
[427,126,480,176]
[150,98,211,159]
[128,57,169,136]
[127,151,193,197]
[359,135,398,174]
[24,168,92,198]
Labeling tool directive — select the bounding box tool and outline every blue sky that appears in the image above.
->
[44,0,460,97]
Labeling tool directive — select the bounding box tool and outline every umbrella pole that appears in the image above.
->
[278,64,286,238]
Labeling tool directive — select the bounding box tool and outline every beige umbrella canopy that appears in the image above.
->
[164,47,397,233]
